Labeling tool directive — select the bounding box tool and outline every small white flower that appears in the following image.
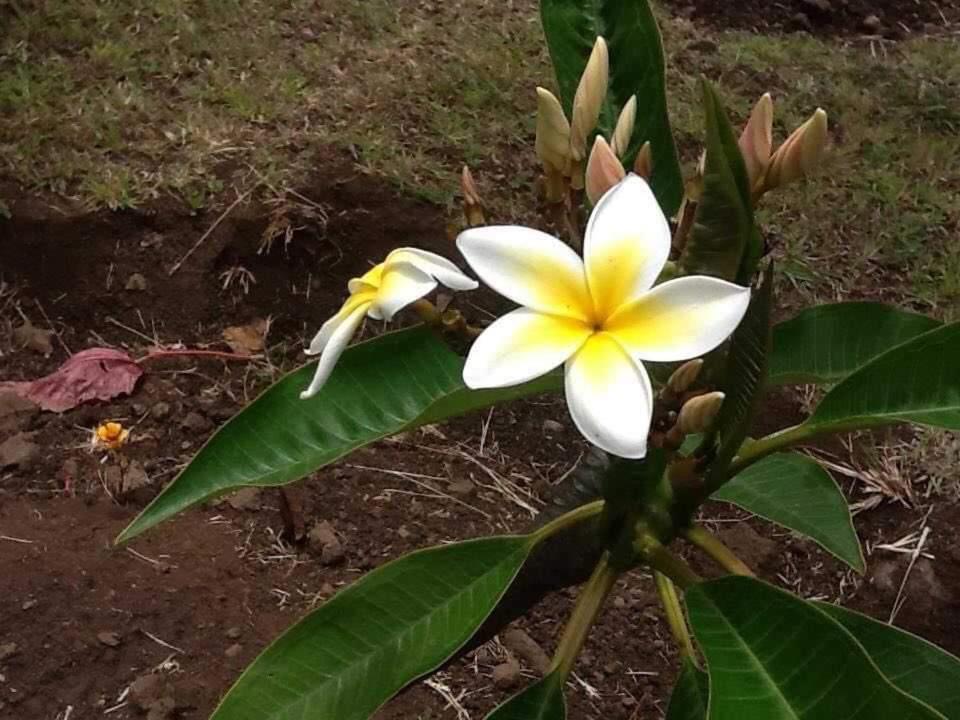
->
[457,175,751,459]
[300,248,478,399]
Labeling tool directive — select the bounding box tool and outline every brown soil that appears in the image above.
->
[664,0,960,37]
[2,151,959,720]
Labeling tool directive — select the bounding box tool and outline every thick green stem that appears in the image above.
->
[655,571,698,664]
[723,423,817,480]
[550,552,619,679]
[532,500,604,544]
[685,525,754,577]
[637,536,701,590]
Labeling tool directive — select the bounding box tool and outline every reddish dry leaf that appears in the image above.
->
[0,348,143,413]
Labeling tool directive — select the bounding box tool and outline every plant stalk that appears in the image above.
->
[637,536,701,590]
[550,552,619,679]
[533,500,605,544]
[685,525,754,576]
[723,422,818,480]
[654,571,699,665]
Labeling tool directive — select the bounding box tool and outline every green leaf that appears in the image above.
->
[770,303,940,385]
[213,535,535,720]
[118,326,559,542]
[666,659,709,720]
[686,576,946,720]
[713,452,864,572]
[486,673,566,720]
[699,265,772,497]
[808,322,960,433]
[539,0,683,214]
[680,80,762,284]
[816,603,960,718]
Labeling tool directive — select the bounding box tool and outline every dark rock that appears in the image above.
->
[97,631,121,647]
[151,401,171,420]
[492,658,522,690]
[0,642,17,662]
[863,14,882,33]
[308,521,345,566]
[224,643,243,658]
[181,411,213,433]
[0,433,39,469]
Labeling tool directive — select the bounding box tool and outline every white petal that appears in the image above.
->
[300,300,370,399]
[583,174,671,321]
[457,226,593,322]
[305,293,375,355]
[463,308,591,389]
[605,276,751,362]
[386,248,478,291]
[373,263,437,321]
[565,333,653,458]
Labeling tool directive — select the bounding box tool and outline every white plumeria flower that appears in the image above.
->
[457,175,751,459]
[300,248,478,399]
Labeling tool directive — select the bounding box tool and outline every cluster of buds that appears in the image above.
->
[736,93,829,199]
[536,37,629,203]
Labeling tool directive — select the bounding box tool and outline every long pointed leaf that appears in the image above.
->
[539,0,683,214]
[816,603,960,718]
[808,322,960,432]
[770,303,940,385]
[213,536,536,720]
[118,326,559,542]
[486,672,566,720]
[713,452,864,572]
[686,576,946,720]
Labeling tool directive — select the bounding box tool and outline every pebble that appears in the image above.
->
[502,628,550,675]
[308,521,345,566]
[0,643,17,662]
[225,488,261,512]
[97,631,121,647]
[225,626,243,640]
[542,419,564,435]
[492,658,522,690]
[0,433,39,470]
[151,401,171,420]
[129,673,164,709]
[224,643,243,658]
[21,600,37,611]
[181,411,213,433]
[447,477,475,496]
[125,273,148,291]
[863,14,882,33]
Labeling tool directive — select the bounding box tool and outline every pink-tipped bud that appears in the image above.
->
[738,93,774,191]
[535,87,572,176]
[633,141,653,180]
[763,108,828,191]
[585,136,625,205]
[610,95,637,158]
[570,37,609,161]
[460,165,485,226]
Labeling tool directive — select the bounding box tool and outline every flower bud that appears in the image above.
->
[763,108,828,190]
[92,421,130,451]
[460,165,485,226]
[610,95,637,158]
[535,87,572,175]
[738,93,774,191]
[667,358,704,395]
[678,391,725,434]
[570,37,609,161]
[633,140,653,180]
[585,136,625,205]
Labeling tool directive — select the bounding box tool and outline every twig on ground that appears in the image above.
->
[889,517,932,624]
[168,187,254,276]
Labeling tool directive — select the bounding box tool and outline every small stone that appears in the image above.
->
[97,631,121,647]
[716,522,778,569]
[492,658,522,690]
[0,643,17,662]
[225,626,243,640]
[542,419,564,435]
[308,521,345,566]
[791,11,813,30]
[122,461,150,493]
[502,628,550,675]
[13,318,54,355]
[321,582,336,596]
[129,673,164,710]
[21,599,37,611]
[621,695,637,708]
[181,411,213,433]
[151,401,171,420]
[103,465,124,493]
[447,477,475,496]
[224,643,243,658]
[863,14,882,32]
[225,488,262,512]
[146,695,177,720]
[125,273,148,291]
[397,525,412,540]
[0,433,39,470]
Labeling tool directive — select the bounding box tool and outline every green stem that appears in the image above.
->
[637,537,701,590]
[685,525,754,577]
[724,423,817,480]
[550,552,619,679]
[532,500,604,544]
[654,571,699,665]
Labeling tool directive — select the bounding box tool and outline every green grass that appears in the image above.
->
[1,1,958,310]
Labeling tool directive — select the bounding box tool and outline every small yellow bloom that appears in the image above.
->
[92,422,130,451]
[300,248,478,399]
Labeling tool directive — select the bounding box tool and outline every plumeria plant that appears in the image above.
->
[118,2,960,719]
